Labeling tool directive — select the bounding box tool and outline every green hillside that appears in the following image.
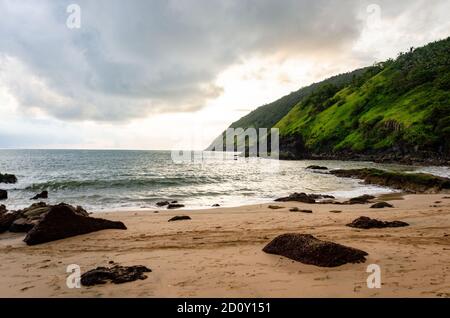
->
[276,37,450,159]
[208,36,450,162]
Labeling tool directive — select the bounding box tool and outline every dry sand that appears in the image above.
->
[0,194,449,297]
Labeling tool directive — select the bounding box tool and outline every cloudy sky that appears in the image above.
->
[0,0,449,149]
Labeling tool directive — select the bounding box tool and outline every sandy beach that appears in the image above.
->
[0,193,449,298]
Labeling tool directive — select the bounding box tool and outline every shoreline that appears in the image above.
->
[1,193,449,297]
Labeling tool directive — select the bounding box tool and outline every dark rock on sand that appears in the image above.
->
[168,215,191,222]
[81,265,151,286]
[0,173,17,184]
[268,205,284,209]
[0,189,7,200]
[275,193,334,204]
[289,207,312,213]
[329,210,342,213]
[263,233,368,267]
[306,165,328,170]
[30,191,48,200]
[24,203,127,245]
[330,168,450,193]
[346,216,409,229]
[370,202,394,209]
[345,194,375,204]
[156,201,170,207]
[167,203,185,209]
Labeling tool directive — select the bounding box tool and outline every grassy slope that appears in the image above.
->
[275,37,450,156]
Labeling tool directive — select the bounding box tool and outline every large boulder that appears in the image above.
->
[81,265,151,286]
[346,216,409,229]
[263,233,368,267]
[0,189,7,200]
[0,173,17,184]
[24,203,127,245]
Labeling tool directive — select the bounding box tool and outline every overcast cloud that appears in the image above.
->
[0,0,449,148]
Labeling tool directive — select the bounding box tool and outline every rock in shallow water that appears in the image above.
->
[0,189,7,200]
[346,216,409,229]
[30,191,48,200]
[306,165,328,170]
[81,265,151,286]
[263,233,368,267]
[24,203,127,245]
[167,203,185,209]
[0,173,17,184]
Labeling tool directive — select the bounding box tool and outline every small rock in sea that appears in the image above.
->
[168,215,191,222]
[81,265,151,286]
[346,216,409,229]
[30,191,48,200]
[268,205,284,209]
[212,204,220,207]
[167,203,185,209]
[370,202,394,209]
[289,207,312,213]
[23,203,127,245]
[156,201,170,207]
[171,200,178,204]
[0,189,7,200]
[345,194,375,204]
[329,210,342,213]
[0,173,17,184]
[306,165,328,170]
[263,233,368,267]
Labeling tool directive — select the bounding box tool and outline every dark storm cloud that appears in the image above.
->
[0,0,445,122]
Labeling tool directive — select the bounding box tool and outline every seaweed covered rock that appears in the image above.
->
[24,203,127,245]
[263,233,368,267]
[0,173,17,184]
[81,265,151,286]
[330,168,450,193]
[346,216,409,229]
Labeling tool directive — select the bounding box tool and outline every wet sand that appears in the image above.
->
[0,194,449,297]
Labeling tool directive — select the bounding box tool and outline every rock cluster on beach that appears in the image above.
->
[81,264,151,286]
[346,216,409,229]
[263,233,368,267]
[0,202,127,245]
[275,192,335,203]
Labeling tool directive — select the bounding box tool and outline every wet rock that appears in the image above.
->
[212,204,220,207]
[0,189,7,200]
[0,173,17,184]
[30,191,48,200]
[9,218,38,233]
[306,165,328,170]
[81,265,151,286]
[0,204,6,214]
[24,203,127,245]
[168,215,191,222]
[275,192,334,203]
[167,203,185,209]
[156,201,170,207]
[345,194,375,204]
[263,233,368,267]
[330,168,450,193]
[370,202,393,209]
[346,216,409,229]
[171,200,178,204]
[268,205,284,209]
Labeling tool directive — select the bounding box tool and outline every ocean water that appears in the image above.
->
[0,149,449,212]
